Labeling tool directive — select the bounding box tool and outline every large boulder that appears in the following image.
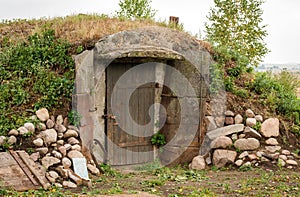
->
[234,138,260,151]
[87,164,101,175]
[64,130,79,138]
[39,129,57,145]
[36,108,50,122]
[260,118,279,137]
[212,149,237,168]
[265,146,281,153]
[62,181,77,188]
[246,118,257,127]
[189,155,206,170]
[67,150,84,159]
[265,138,279,145]
[234,114,243,124]
[33,138,44,147]
[210,136,232,149]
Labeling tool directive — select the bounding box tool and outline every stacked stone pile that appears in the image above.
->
[0,108,100,188]
[191,109,299,170]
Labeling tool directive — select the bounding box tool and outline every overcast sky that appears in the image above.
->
[1,0,299,64]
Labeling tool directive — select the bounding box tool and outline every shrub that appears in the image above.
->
[250,71,300,118]
[0,29,74,135]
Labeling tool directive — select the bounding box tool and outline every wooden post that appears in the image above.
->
[169,16,179,26]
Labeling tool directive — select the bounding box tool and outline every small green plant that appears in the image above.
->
[76,45,84,54]
[233,88,249,98]
[99,163,122,177]
[239,165,253,172]
[211,166,219,172]
[252,121,262,131]
[151,132,166,147]
[292,125,300,137]
[96,188,122,195]
[26,148,34,155]
[235,147,242,154]
[189,188,215,197]
[293,149,300,155]
[68,110,81,127]
[140,179,165,187]
[0,189,9,196]
[277,159,285,169]
[134,159,161,171]
[293,112,299,125]
[22,132,33,138]
[0,141,11,151]
[224,76,234,92]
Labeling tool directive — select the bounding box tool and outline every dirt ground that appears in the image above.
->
[71,164,300,197]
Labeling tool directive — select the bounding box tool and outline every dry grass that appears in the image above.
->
[0,14,166,47]
[0,14,213,53]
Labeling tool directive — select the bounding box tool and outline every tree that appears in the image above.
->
[116,0,157,20]
[205,0,269,68]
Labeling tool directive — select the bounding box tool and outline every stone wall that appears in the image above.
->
[191,109,299,170]
[1,108,100,188]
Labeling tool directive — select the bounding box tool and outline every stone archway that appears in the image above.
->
[74,26,211,166]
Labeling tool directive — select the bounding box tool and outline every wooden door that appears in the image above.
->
[106,61,155,166]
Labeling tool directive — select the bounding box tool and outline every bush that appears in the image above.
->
[0,29,74,135]
[250,71,300,118]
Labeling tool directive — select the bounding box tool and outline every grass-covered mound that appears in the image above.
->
[0,14,168,135]
[0,14,299,140]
